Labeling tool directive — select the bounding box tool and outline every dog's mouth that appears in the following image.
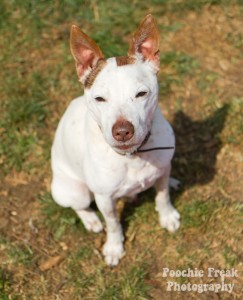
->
[113,144,138,155]
[115,144,136,151]
[112,142,139,155]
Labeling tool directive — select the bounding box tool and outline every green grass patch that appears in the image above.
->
[161,51,200,76]
[124,199,155,225]
[39,192,86,240]
[159,74,180,96]
[197,71,220,92]
[0,71,49,173]
[181,199,219,229]
[226,32,243,51]
[222,98,243,144]
[98,265,151,300]
[67,248,97,295]
[222,245,239,267]
[0,269,13,300]
[167,0,241,12]
[0,235,34,268]
[159,22,183,32]
[159,51,200,96]
[68,261,151,300]
[8,245,34,267]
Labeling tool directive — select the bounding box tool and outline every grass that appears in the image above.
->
[223,245,239,268]
[0,269,13,300]
[180,199,219,228]
[98,265,151,300]
[68,258,151,299]
[161,51,200,75]
[159,51,200,95]
[40,192,87,240]
[0,0,243,299]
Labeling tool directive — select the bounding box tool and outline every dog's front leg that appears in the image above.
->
[155,164,180,232]
[95,194,124,266]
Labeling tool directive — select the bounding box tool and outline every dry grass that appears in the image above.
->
[0,1,242,299]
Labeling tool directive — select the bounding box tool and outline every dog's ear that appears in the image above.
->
[128,14,160,71]
[70,25,105,83]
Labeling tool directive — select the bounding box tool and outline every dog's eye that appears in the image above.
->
[135,91,148,98]
[95,97,106,102]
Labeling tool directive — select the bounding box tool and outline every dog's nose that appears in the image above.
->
[112,119,134,142]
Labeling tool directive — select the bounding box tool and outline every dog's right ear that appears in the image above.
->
[70,25,104,83]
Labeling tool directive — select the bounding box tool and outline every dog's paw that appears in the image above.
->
[169,177,181,190]
[159,205,180,232]
[77,209,103,233]
[83,214,103,233]
[103,242,125,266]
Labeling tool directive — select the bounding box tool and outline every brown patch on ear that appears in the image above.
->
[115,56,136,66]
[84,58,106,88]
[70,25,105,82]
[128,14,160,69]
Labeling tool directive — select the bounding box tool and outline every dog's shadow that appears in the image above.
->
[121,104,229,230]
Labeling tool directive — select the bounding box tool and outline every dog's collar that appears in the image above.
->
[135,131,152,152]
[133,131,174,154]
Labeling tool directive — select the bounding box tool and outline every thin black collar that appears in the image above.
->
[134,131,174,154]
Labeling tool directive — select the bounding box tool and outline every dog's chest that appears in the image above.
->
[119,159,162,197]
[87,153,164,198]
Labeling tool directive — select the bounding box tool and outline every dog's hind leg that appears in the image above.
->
[51,174,103,233]
[155,164,180,232]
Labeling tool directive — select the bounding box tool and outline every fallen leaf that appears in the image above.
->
[39,255,64,271]
[219,59,230,71]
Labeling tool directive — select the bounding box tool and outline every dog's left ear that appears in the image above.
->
[128,14,160,71]
[70,25,105,83]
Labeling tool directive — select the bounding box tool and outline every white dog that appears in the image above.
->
[51,15,180,266]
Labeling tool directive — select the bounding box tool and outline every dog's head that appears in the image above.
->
[70,15,160,155]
